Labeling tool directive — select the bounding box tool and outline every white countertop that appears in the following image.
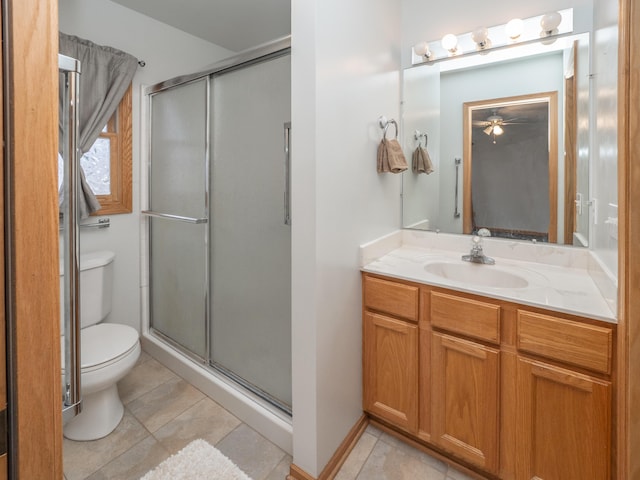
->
[360,230,617,323]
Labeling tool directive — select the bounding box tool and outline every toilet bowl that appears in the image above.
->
[61,251,141,441]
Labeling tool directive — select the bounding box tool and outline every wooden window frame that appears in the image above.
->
[91,84,132,215]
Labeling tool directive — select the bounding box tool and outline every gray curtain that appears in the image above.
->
[59,33,138,218]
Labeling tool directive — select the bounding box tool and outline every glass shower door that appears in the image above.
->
[210,54,292,411]
[146,78,209,358]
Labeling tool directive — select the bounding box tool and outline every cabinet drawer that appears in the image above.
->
[363,275,419,322]
[517,310,613,374]
[430,291,500,344]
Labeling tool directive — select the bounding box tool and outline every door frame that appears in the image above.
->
[3,0,63,477]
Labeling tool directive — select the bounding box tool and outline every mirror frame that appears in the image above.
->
[462,91,558,241]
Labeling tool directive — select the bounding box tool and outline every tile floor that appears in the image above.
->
[63,350,476,480]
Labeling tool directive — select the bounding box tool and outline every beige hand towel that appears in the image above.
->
[377,138,408,174]
[411,146,434,174]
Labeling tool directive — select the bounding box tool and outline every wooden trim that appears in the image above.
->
[0,4,5,479]
[288,464,316,480]
[564,42,578,244]
[93,84,133,215]
[462,92,558,243]
[618,0,639,477]
[547,92,558,243]
[288,415,368,480]
[462,103,473,234]
[5,0,63,477]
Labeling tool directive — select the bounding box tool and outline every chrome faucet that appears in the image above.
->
[462,229,495,265]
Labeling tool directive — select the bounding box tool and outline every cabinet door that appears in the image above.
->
[516,357,611,480]
[363,312,418,433]
[431,332,500,473]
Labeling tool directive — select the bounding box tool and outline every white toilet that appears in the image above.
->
[61,250,141,441]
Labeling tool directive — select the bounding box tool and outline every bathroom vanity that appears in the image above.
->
[361,231,616,480]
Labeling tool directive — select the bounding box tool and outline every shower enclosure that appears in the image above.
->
[144,39,292,414]
[59,54,83,424]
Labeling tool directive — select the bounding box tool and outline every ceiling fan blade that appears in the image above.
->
[473,120,490,127]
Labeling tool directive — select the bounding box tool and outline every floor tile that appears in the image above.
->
[335,432,378,480]
[63,410,149,480]
[136,350,152,366]
[378,432,448,473]
[127,376,205,433]
[264,454,292,480]
[84,436,170,480]
[153,397,242,454]
[356,440,447,480]
[216,423,287,480]
[446,466,477,480]
[365,424,383,438]
[118,357,178,405]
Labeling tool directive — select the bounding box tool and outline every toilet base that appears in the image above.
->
[64,384,124,441]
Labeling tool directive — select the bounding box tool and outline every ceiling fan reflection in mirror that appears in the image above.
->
[472,109,527,143]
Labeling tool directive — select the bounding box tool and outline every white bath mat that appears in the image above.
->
[140,439,252,480]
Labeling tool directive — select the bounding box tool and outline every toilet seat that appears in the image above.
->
[61,323,139,373]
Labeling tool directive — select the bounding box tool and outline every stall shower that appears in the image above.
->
[143,40,292,416]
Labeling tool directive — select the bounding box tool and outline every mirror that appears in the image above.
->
[402,32,590,246]
[463,92,557,242]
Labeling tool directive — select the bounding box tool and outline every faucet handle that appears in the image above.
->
[477,228,491,237]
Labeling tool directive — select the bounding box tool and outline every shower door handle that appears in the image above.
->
[284,122,291,226]
[141,210,208,224]
[59,54,83,423]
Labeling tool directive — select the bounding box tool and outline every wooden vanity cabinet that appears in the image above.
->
[429,291,501,474]
[514,309,613,480]
[515,358,611,480]
[362,275,419,433]
[361,272,615,479]
[431,332,500,473]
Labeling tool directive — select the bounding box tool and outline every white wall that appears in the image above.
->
[58,0,232,331]
[291,0,402,474]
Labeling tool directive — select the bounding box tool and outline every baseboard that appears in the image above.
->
[287,414,369,480]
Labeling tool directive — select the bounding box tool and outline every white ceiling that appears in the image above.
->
[109,0,291,52]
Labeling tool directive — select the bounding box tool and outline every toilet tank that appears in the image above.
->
[60,250,115,329]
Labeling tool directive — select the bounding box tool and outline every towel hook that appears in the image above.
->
[378,116,398,140]
[414,130,428,148]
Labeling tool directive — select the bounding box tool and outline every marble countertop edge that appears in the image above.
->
[360,230,617,324]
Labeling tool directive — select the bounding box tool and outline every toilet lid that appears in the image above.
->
[61,323,139,370]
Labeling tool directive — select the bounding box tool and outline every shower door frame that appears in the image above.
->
[143,36,292,416]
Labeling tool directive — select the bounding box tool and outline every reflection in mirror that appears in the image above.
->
[402,33,590,247]
[463,92,557,242]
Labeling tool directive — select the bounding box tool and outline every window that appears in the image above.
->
[81,84,132,215]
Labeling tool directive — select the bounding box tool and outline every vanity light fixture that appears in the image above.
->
[411,8,572,66]
[505,18,524,40]
[413,41,433,60]
[540,11,562,36]
[471,27,491,50]
[441,34,459,55]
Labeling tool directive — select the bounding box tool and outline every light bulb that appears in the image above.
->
[441,34,458,54]
[471,27,489,48]
[493,124,504,135]
[540,11,562,35]
[413,41,432,59]
[505,18,524,39]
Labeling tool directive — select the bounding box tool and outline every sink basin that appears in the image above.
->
[423,260,529,289]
